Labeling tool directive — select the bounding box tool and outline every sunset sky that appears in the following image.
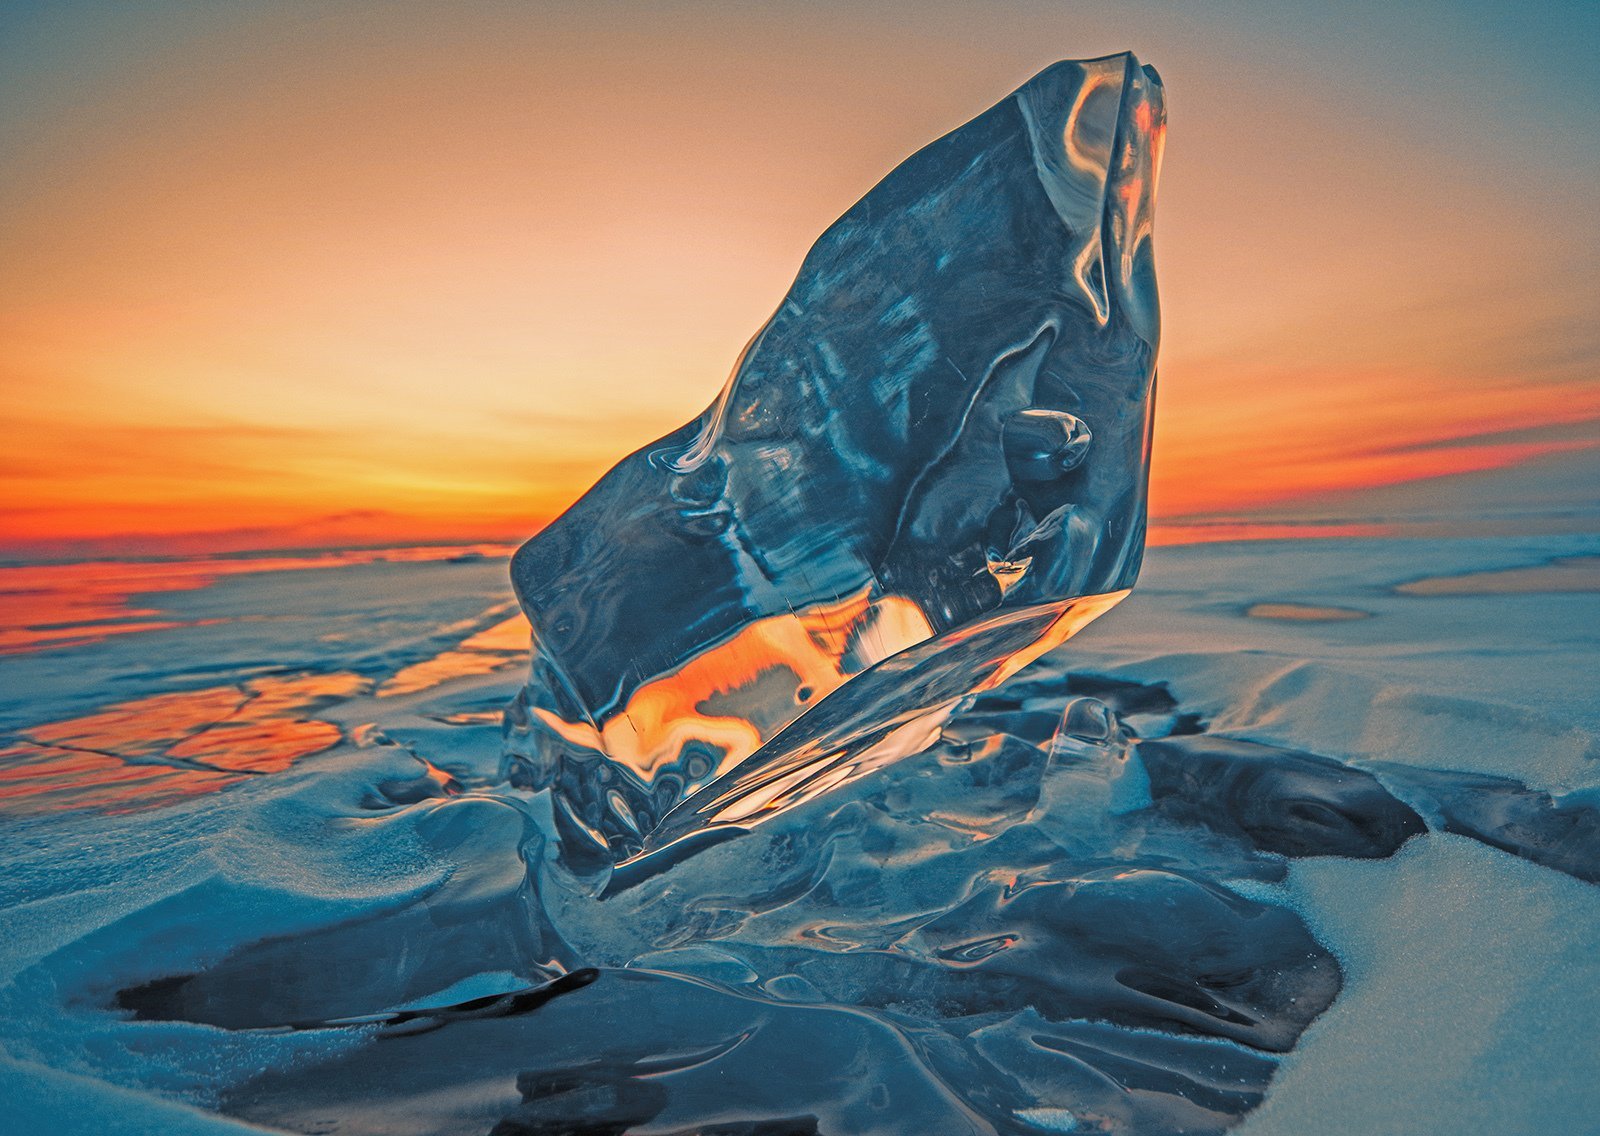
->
[2,0,1596,558]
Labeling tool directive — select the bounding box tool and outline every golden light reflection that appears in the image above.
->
[632,589,1130,859]
[0,672,364,815]
[379,611,532,698]
[533,590,936,782]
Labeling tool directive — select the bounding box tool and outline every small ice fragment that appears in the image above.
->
[1059,696,1117,742]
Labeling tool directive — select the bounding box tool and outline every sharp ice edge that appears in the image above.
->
[505,55,1164,879]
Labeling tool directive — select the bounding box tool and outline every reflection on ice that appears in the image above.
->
[1244,602,1370,621]
[378,610,529,697]
[0,598,531,816]
[0,672,361,814]
[614,590,1128,885]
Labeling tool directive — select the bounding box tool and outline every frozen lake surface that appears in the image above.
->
[2,532,1596,1134]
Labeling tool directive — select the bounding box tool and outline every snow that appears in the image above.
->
[0,531,1594,1133]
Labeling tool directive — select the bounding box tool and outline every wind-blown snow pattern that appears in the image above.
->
[2,57,1598,1136]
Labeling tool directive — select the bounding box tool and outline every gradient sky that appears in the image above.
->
[2,0,1597,557]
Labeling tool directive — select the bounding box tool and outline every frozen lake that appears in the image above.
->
[2,531,1596,1134]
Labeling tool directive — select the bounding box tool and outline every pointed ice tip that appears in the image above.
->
[1015,54,1162,341]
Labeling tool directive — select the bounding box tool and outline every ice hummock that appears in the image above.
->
[504,54,1166,878]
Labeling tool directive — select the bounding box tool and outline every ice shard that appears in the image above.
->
[505,53,1165,877]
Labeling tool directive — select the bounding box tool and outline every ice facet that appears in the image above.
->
[505,54,1165,876]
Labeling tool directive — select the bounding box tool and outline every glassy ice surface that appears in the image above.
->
[506,54,1166,877]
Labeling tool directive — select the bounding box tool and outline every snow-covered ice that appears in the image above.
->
[1,527,1594,1134]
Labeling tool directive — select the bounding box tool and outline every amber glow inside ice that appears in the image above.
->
[505,55,1165,874]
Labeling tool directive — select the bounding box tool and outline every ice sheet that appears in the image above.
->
[0,532,1595,1134]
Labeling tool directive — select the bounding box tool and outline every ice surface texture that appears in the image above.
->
[506,54,1165,875]
[7,534,1599,1136]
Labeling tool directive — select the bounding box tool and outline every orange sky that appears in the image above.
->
[1,1,1596,558]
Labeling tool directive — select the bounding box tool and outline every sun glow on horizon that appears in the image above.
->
[2,2,1595,559]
